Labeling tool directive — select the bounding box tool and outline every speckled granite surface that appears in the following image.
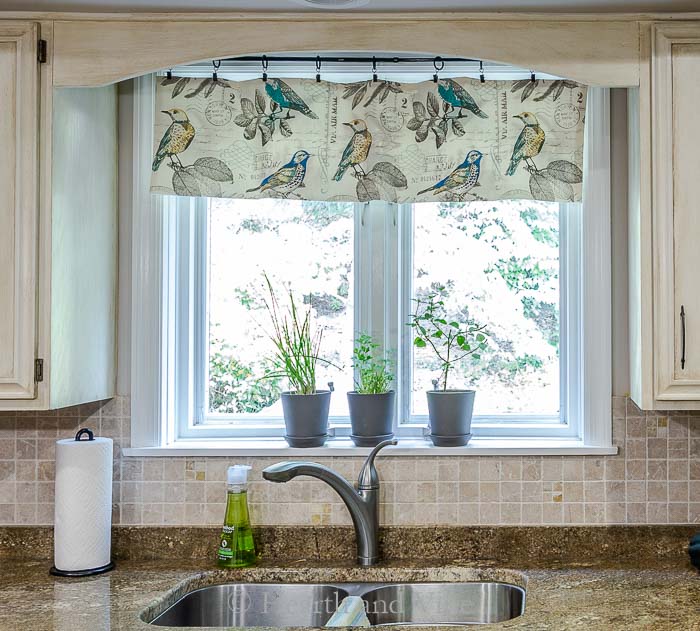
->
[1,527,699,630]
[2,525,699,563]
[1,559,699,630]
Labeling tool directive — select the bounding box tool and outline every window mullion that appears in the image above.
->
[396,203,414,430]
[192,197,209,424]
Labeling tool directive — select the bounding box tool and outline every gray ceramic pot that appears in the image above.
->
[426,389,475,446]
[280,390,331,448]
[347,391,396,447]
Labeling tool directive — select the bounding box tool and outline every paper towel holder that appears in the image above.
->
[75,427,94,441]
[50,560,116,577]
[50,428,116,577]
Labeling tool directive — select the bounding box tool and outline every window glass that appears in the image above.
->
[206,198,355,419]
[410,201,561,418]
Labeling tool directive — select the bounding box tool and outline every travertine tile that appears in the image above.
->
[1,395,700,527]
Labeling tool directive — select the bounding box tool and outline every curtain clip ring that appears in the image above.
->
[372,56,378,83]
[530,70,536,83]
[433,56,444,84]
[315,55,322,83]
[261,55,268,83]
[166,68,173,80]
[479,60,485,84]
[212,59,221,83]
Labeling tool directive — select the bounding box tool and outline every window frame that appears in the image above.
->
[128,73,612,453]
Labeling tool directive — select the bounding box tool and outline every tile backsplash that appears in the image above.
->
[1,395,699,526]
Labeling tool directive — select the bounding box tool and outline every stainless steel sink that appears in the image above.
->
[148,582,525,627]
[362,583,525,626]
[150,584,351,628]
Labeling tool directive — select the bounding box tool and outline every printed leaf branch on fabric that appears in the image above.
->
[160,76,234,100]
[341,80,403,109]
[407,89,486,149]
[354,161,408,202]
[169,157,233,198]
[235,89,298,146]
[510,79,579,103]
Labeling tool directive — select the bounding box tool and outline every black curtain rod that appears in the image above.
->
[223,55,478,64]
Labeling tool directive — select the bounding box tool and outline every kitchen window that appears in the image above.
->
[127,74,612,454]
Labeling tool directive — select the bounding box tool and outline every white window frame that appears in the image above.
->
[127,73,613,456]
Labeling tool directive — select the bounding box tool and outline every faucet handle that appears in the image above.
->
[357,439,397,490]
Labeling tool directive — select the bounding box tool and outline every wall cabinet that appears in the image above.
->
[0,22,39,401]
[630,22,700,410]
[0,22,118,410]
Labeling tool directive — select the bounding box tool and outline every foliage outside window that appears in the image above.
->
[204,197,561,425]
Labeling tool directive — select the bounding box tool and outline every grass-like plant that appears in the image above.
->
[408,286,489,391]
[352,333,394,395]
[262,274,331,395]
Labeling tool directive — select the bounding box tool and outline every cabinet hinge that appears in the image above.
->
[37,39,47,64]
[34,359,44,383]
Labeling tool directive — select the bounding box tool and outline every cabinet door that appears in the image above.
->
[653,24,700,401]
[0,22,39,399]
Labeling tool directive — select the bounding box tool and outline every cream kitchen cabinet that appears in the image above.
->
[630,22,700,410]
[0,21,118,410]
[0,22,40,401]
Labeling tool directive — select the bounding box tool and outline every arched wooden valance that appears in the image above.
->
[50,13,640,88]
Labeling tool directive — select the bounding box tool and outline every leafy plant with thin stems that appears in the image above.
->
[408,286,489,391]
[352,333,394,395]
[261,274,334,395]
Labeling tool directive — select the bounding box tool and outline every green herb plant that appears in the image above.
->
[352,333,394,395]
[262,274,333,395]
[408,286,489,391]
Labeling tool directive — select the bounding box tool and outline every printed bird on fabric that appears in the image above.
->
[152,108,195,171]
[506,112,545,176]
[438,78,488,119]
[333,119,372,181]
[246,150,311,198]
[265,78,318,119]
[417,149,485,199]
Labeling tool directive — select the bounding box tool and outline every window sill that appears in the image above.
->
[123,437,617,457]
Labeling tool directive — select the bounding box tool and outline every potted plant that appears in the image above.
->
[263,274,334,448]
[347,333,396,447]
[408,286,488,446]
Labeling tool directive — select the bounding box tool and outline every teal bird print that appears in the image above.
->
[333,119,372,181]
[438,78,488,119]
[506,112,546,176]
[265,78,318,119]
[418,149,484,199]
[152,108,196,171]
[246,150,311,198]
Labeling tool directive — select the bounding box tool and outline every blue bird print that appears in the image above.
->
[418,149,484,199]
[246,150,311,198]
[265,78,318,119]
[438,79,488,119]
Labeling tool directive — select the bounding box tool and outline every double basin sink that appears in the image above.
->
[149,581,526,627]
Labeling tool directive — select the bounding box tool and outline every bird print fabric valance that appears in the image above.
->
[151,75,587,204]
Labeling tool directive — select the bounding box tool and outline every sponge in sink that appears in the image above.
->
[325,596,370,627]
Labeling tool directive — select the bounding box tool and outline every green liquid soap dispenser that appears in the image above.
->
[217,464,256,568]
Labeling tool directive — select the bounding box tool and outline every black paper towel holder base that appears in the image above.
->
[50,561,115,577]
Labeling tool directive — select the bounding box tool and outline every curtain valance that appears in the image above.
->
[151,75,587,204]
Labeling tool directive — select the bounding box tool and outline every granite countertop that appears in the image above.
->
[1,557,699,630]
[2,527,700,630]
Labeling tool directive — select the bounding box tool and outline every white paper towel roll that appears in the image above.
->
[54,429,113,572]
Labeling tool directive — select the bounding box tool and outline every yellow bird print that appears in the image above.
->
[506,112,545,176]
[152,108,196,171]
[333,119,372,181]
